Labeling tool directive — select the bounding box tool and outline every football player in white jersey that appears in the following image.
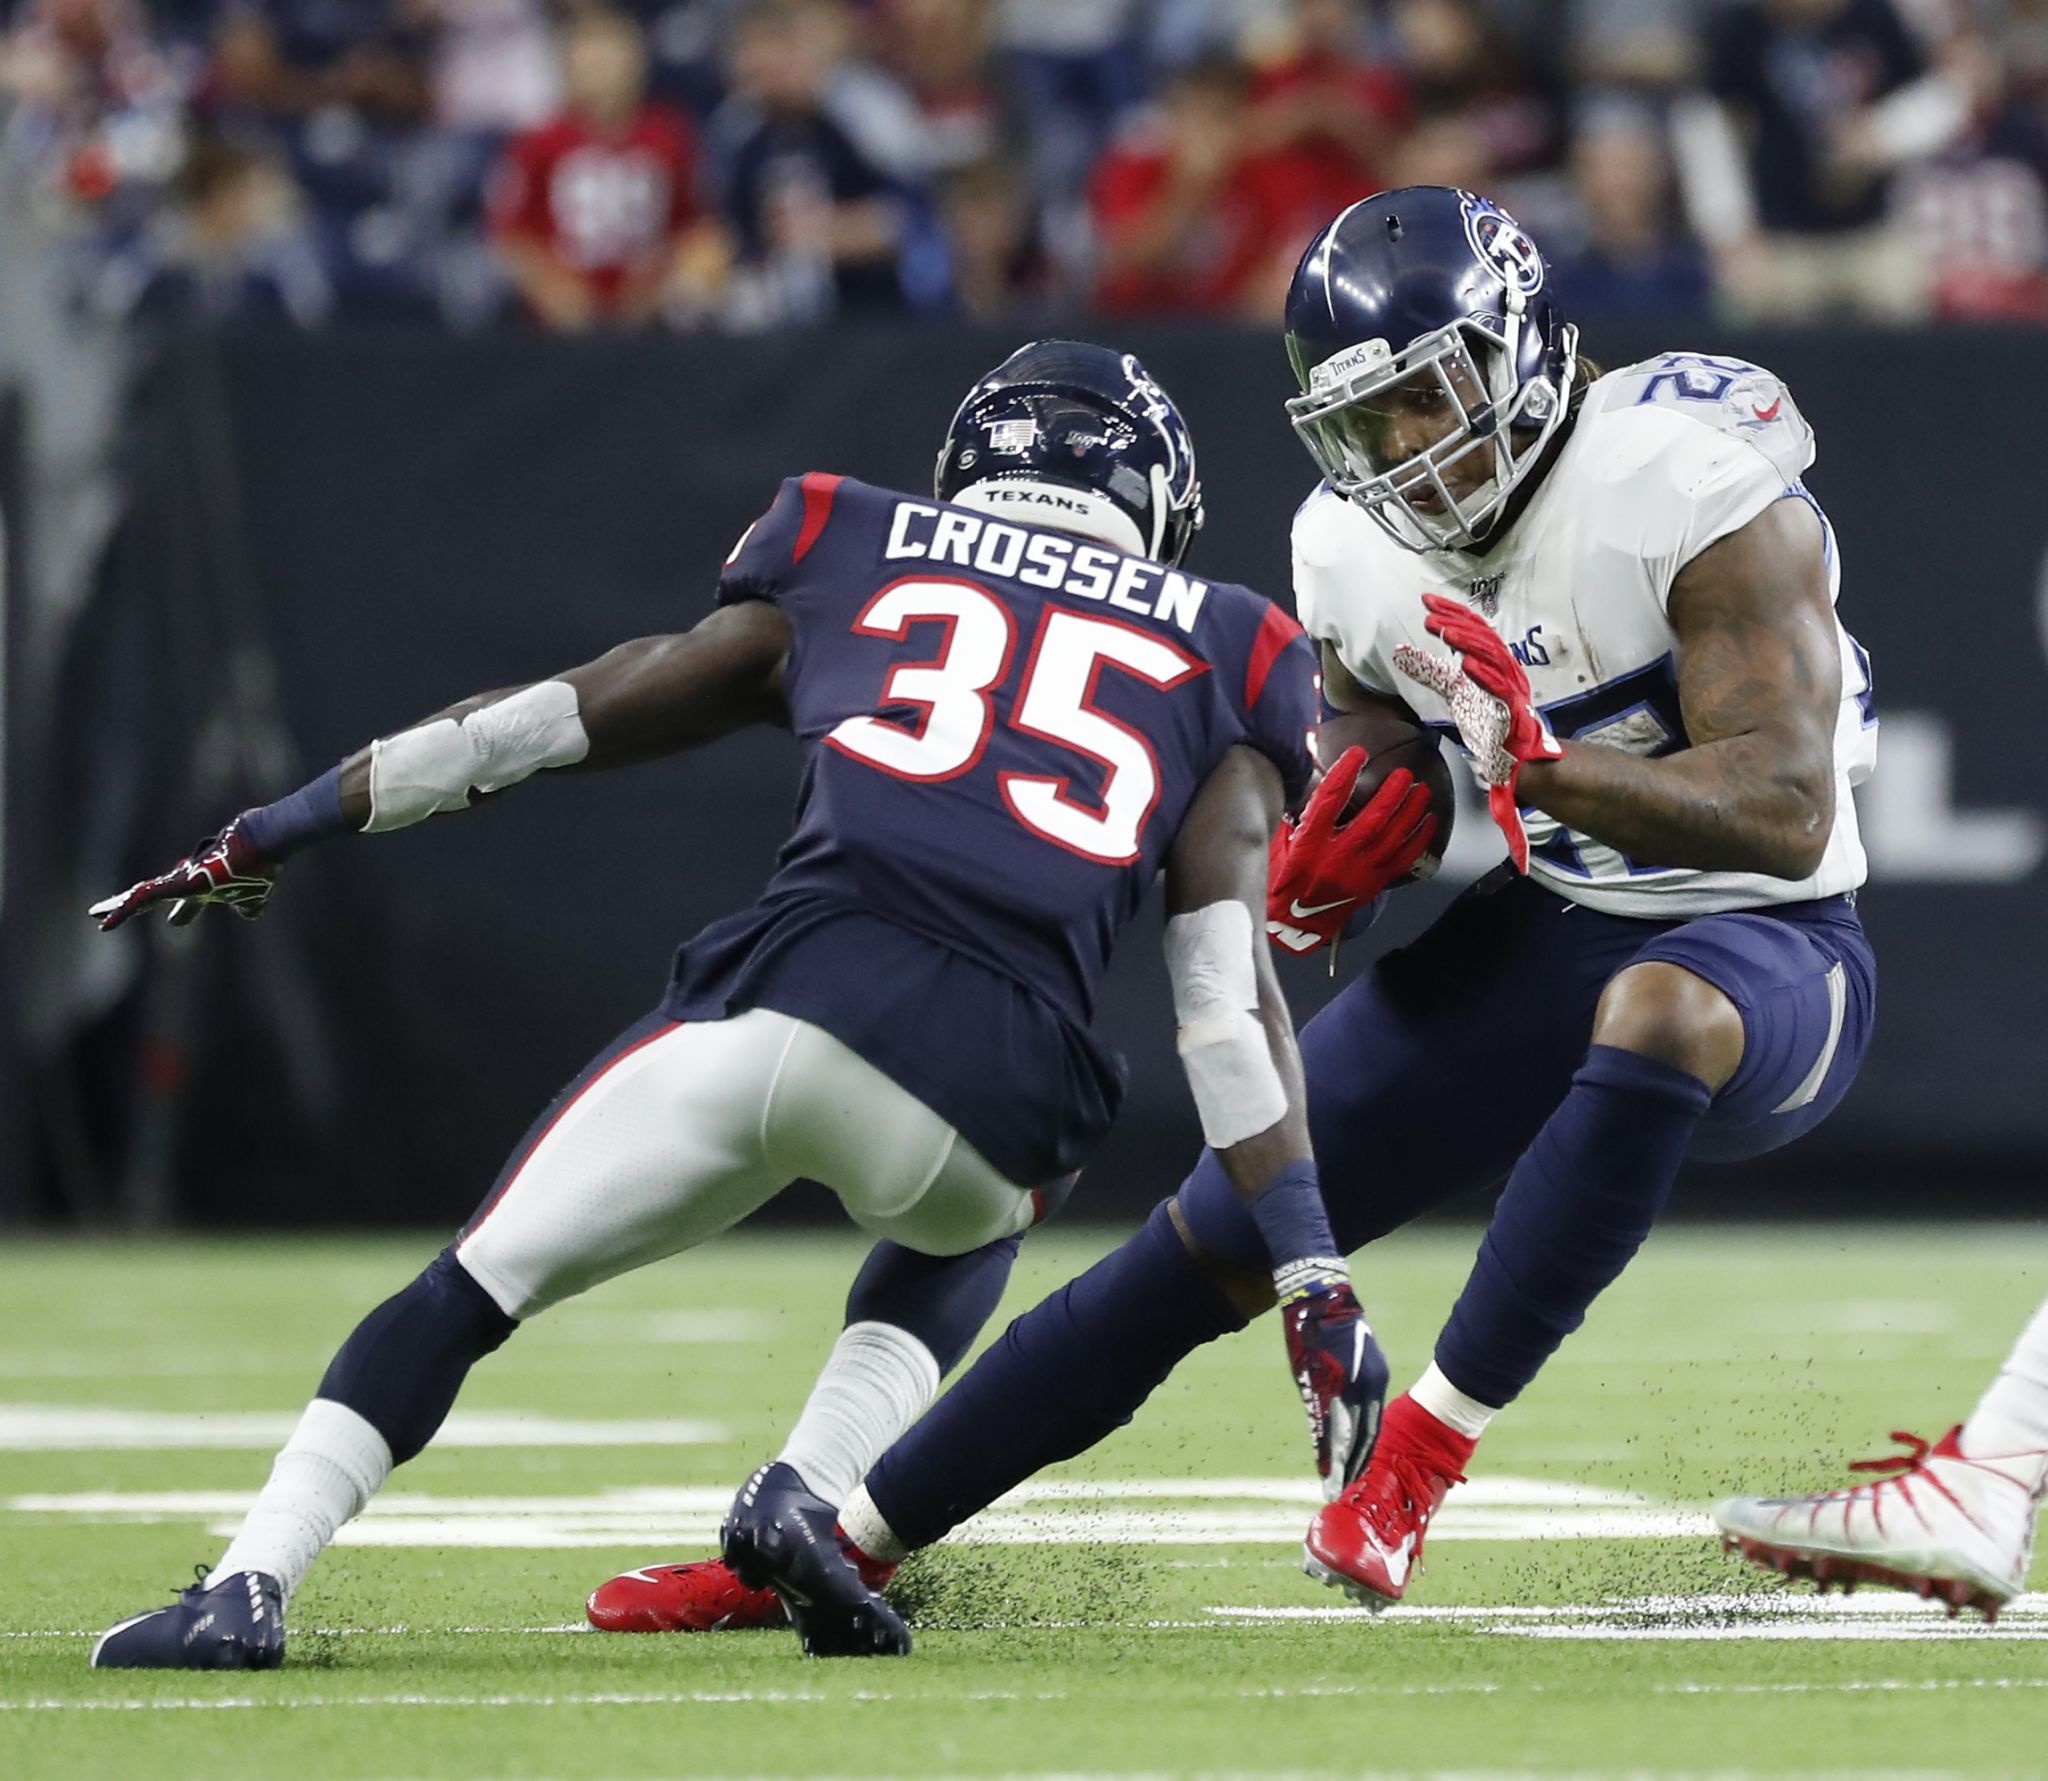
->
[674,185,1884,1634]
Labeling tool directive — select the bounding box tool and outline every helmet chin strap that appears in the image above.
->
[1146,463,1171,561]
[1495,279,1526,409]
[951,478,1150,559]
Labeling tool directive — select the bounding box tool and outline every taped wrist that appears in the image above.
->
[1249,1161,1348,1302]
[238,765,348,860]
[366,680,590,833]
[1163,900,1288,1149]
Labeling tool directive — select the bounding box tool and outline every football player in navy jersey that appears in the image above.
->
[86,341,1431,1669]
[715,188,1883,1631]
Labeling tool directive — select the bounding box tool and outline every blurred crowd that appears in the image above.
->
[4,0,2048,331]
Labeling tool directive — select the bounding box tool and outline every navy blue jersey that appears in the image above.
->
[665,473,1316,1185]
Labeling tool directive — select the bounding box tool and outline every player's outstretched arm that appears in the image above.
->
[90,602,793,931]
[1513,496,1841,878]
[1162,746,1386,1494]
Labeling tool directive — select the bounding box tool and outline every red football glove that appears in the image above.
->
[1266,746,1437,956]
[1280,1279,1388,1497]
[88,819,279,932]
[1391,593,1564,874]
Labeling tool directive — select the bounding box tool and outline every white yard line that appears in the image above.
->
[9,1593,2045,1646]
[1213,1593,2048,1620]
[5,1678,2046,1713]
[0,1406,725,1449]
[0,1693,1273,1713]
[1209,1593,2048,1642]
[1,1475,1706,1548]
[547,1310,773,1345]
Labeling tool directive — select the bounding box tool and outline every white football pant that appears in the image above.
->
[454,1008,1040,1319]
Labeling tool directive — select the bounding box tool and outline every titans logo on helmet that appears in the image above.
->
[1460,195,1545,297]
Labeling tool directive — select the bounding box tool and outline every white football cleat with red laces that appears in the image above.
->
[1300,1393,1474,1610]
[1715,1425,2045,1621]
[586,1550,898,1634]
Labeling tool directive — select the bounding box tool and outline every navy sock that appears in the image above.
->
[1434,1044,1712,1409]
[864,1201,1245,1550]
[845,1237,1020,1375]
[316,1248,517,1463]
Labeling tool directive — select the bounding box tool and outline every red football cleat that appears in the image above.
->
[586,1549,899,1634]
[1302,1393,1474,1610]
[586,1559,784,1633]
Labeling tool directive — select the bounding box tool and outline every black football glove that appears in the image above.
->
[89,819,279,932]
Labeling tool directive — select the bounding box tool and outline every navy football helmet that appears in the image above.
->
[1284,187,1579,552]
[937,340,1204,566]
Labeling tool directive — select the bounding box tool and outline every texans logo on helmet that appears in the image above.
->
[1120,353,1193,495]
[1461,195,1544,297]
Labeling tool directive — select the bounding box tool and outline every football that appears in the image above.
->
[1313,706,1456,878]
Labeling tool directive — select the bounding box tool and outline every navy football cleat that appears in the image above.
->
[91,1567,287,1670]
[721,1462,911,1657]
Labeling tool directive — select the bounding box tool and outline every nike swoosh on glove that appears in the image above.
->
[1391,594,1563,874]
[89,820,280,932]
[1266,746,1437,956]
[1280,1279,1388,1498]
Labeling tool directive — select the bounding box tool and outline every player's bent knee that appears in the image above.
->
[1166,1197,1277,1321]
[1592,962,1745,1091]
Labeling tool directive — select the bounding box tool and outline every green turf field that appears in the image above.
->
[1,1226,2043,1779]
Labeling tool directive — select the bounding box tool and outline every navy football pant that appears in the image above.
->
[865,871,1874,1546]
[1180,868,1874,1264]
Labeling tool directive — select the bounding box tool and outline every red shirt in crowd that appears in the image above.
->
[1248,52,1412,218]
[489,105,699,313]
[1089,129,1343,316]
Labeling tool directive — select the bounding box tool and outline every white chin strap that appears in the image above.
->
[951,479,1149,558]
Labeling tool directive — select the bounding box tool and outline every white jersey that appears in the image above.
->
[1293,352,1877,919]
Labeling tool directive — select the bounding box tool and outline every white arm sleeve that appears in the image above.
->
[365,679,591,833]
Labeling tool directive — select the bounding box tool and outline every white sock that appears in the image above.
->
[835,1483,909,1564]
[776,1321,941,1509]
[1408,1361,1498,1440]
[1962,1297,2048,1490]
[206,1399,393,1604]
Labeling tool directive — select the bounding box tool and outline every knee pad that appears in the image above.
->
[316,1249,518,1465]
